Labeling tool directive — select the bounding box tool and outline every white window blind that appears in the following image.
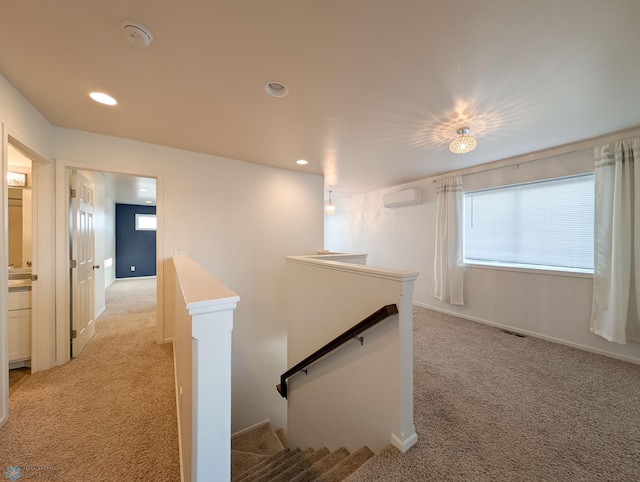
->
[463,174,594,272]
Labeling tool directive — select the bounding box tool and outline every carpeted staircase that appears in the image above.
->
[231,423,374,482]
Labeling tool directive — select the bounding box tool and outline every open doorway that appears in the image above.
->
[54,160,165,370]
[70,169,157,358]
[7,144,34,394]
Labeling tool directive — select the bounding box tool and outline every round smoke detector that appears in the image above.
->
[121,21,153,47]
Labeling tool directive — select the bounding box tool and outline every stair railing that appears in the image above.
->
[276,304,399,399]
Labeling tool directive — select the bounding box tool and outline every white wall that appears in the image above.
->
[104,196,116,287]
[52,128,324,433]
[0,73,56,425]
[325,140,640,364]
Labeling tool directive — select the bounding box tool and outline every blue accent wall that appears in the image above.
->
[115,204,156,278]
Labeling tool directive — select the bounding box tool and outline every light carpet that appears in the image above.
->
[346,306,640,481]
[0,278,180,481]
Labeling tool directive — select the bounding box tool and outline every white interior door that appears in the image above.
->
[70,171,97,357]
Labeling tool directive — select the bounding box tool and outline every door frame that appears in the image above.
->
[1,124,50,427]
[54,159,165,367]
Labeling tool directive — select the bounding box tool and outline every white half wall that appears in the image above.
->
[285,256,417,453]
[325,137,640,364]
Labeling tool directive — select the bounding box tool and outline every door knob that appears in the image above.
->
[93,264,101,270]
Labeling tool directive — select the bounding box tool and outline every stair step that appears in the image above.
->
[315,446,375,482]
[237,448,303,482]
[250,448,314,482]
[289,447,351,482]
[231,450,270,478]
[268,447,330,482]
[233,449,292,482]
[232,423,284,456]
[275,428,287,448]
[231,424,376,482]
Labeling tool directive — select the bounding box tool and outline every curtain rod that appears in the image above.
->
[431,125,640,182]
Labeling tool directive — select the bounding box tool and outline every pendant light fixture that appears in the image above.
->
[449,127,477,154]
[324,190,336,215]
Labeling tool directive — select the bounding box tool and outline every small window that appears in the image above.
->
[463,174,594,273]
[135,213,157,231]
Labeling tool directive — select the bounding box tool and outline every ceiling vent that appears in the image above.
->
[383,188,423,208]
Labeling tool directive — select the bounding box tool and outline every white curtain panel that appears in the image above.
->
[590,136,640,344]
[432,176,464,305]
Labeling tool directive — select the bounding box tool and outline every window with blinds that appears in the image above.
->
[463,173,594,273]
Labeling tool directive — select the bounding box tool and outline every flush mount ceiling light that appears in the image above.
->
[449,127,477,154]
[264,81,289,97]
[121,20,154,47]
[89,92,117,105]
[324,190,336,215]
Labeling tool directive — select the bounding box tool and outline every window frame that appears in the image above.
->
[462,173,595,277]
[135,213,157,231]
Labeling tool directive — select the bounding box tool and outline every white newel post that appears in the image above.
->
[189,297,238,481]
[173,255,239,482]
[392,277,418,452]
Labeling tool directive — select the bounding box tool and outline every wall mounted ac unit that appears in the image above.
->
[383,188,423,208]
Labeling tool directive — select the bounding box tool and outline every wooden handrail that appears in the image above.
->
[276,304,399,399]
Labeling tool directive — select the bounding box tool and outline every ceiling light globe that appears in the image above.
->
[324,201,336,215]
[449,135,477,154]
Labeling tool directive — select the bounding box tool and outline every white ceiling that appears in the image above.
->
[101,172,156,206]
[1,1,639,198]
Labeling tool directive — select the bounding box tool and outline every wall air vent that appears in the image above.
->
[383,188,423,208]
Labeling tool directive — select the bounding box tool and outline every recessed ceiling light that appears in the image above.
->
[139,188,148,192]
[144,201,153,204]
[90,92,117,106]
[296,159,308,165]
[264,81,289,97]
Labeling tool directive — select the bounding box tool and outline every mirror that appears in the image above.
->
[8,188,23,267]
[8,144,33,270]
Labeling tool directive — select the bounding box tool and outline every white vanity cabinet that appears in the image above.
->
[8,288,31,362]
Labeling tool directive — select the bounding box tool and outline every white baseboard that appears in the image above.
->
[232,419,271,439]
[391,431,418,453]
[9,360,30,370]
[113,275,157,281]
[413,301,640,366]
[95,306,106,320]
